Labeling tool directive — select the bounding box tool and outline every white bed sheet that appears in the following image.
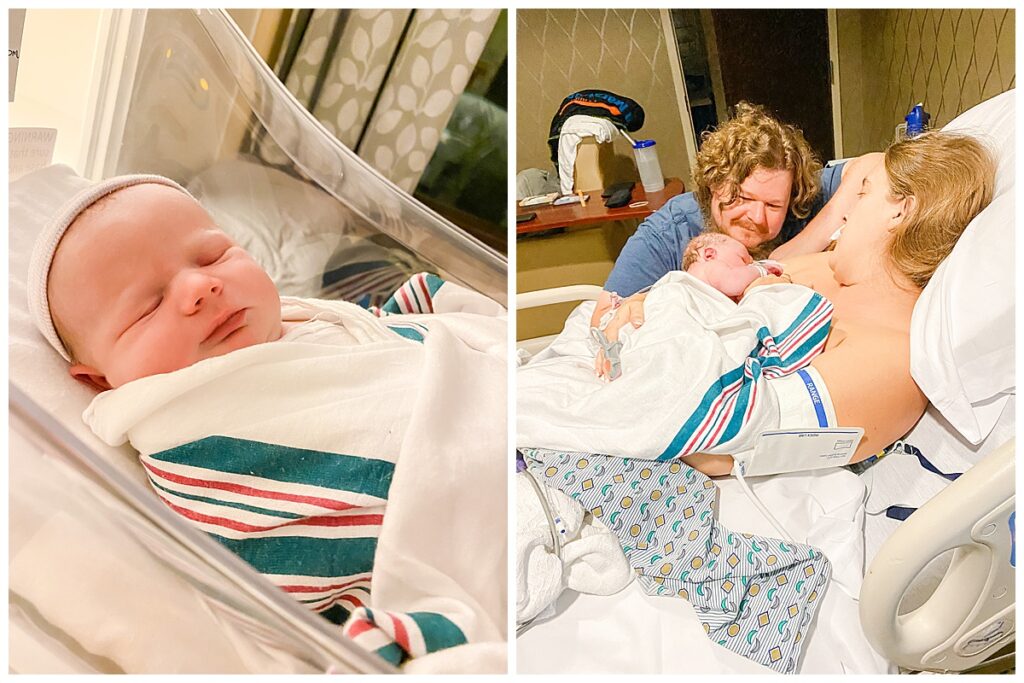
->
[861,395,1016,568]
[517,467,892,675]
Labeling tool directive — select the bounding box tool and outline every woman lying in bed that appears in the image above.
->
[592,131,995,476]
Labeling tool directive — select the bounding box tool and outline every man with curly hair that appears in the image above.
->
[591,102,879,326]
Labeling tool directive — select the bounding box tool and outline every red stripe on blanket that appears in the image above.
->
[390,613,411,651]
[159,496,382,534]
[682,375,743,455]
[414,274,434,313]
[281,575,372,593]
[778,301,831,358]
[399,286,414,313]
[142,460,359,511]
[346,618,375,638]
[313,591,365,613]
[700,381,744,452]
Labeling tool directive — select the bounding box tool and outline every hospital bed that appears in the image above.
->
[9,9,505,674]
[515,90,1015,675]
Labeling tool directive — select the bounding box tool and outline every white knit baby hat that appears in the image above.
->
[27,174,191,361]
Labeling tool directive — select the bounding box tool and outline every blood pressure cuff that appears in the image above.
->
[521,446,831,674]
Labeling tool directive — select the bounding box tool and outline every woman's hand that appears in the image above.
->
[594,292,647,379]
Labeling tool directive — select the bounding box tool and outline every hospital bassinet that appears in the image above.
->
[10,9,505,674]
[514,90,1015,674]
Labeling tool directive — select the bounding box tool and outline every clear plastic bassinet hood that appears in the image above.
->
[105,8,506,307]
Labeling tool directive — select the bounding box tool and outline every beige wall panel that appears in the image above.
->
[517,9,690,187]
[837,8,1014,156]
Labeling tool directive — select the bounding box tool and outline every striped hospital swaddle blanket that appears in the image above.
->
[518,271,833,461]
[141,436,393,625]
[84,276,508,668]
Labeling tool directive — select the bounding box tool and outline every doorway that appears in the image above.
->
[671,9,835,163]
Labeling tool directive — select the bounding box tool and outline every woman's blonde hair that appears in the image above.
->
[692,102,822,227]
[884,132,996,289]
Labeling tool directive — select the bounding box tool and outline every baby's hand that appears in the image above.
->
[756,259,785,277]
[742,273,793,297]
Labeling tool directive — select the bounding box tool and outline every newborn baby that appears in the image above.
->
[682,232,785,301]
[27,174,507,666]
[38,178,285,389]
[593,232,786,379]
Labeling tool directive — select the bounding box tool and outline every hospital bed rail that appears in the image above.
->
[860,437,1015,672]
[515,284,602,356]
[9,382,395,674]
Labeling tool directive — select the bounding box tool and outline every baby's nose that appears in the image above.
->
[180,272,223,314]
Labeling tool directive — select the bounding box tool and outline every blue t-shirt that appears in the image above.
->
[604,162,846,297]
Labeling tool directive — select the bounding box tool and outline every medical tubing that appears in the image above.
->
[732,461,795,542]
[516,468,564,634]
[522,469,564,562]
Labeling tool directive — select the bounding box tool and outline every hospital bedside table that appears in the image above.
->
[516,178,684,235]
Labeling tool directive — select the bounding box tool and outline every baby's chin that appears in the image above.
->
[107,324,282,388]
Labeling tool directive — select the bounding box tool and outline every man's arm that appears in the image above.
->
[771,153,884,260]
[591,195,698,328]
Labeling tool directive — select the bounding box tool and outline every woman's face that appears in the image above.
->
[828,161,907,282]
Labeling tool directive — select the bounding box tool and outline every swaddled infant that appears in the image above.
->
[594,232,787,379]
[29,175,505,665]
[681,232,785,301]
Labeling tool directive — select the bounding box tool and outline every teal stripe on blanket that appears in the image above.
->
[386,324,425,343]
[150,436,395,499]
[774,294,826,344]
[374,643,405,666]
[423,273,444,297]
[149,479,304,520]
[213,534,378,578]
[409,612,468,652]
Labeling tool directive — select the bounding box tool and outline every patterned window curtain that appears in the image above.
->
[264,8,500,193]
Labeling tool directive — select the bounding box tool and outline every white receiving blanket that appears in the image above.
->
[518,272,833,460]
[82,293,507,672]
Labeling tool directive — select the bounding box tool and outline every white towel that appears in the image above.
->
[516,473,632,624]
[557,115,620,195]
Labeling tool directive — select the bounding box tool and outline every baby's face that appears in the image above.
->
[48,184,283,389]
[701,236,752,269]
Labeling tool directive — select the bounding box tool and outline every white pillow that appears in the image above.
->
[910,89,1015,444]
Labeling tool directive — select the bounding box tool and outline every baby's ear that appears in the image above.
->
[703,246,717,261]
[69,364,113,392]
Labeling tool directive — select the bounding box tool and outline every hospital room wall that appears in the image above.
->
[835,8,1015,156]
[516,9,691,187]
[9,10,108,174]
[8,9,275,179]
